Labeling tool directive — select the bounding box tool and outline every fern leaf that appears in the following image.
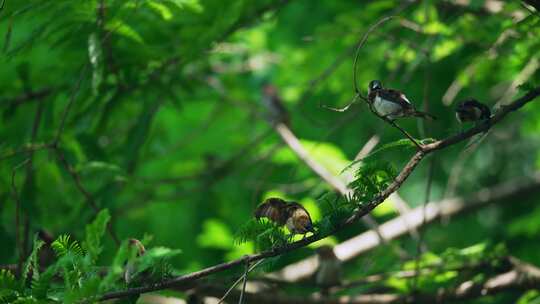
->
[0,269,18,291]
[341,139,414,174]
[84,209,111,261]
[21,235,45,285]
[51,235,83,257]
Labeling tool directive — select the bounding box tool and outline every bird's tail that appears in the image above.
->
[412,110,437,120]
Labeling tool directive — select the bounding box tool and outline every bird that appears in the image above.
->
[455,99,491,123]
[254,197,314,236]
[367,80,436,120]
[315,245,342,296]
[261,84,290,126]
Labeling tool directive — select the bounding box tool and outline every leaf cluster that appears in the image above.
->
[0,209,181,303]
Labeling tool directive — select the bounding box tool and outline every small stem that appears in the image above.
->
[385,118,423,150]
[238,259,250,304]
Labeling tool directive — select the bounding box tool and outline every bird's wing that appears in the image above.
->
[254,198,288,225]
[470,100,491,118]
[378,89,413,108]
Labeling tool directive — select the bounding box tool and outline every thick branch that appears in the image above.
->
[95,88,540,302]
[276,171,540,281]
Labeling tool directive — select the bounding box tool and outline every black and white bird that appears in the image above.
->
[455,99,491,123]
[367,80,436,120]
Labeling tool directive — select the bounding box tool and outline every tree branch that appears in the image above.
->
[94,87,540,302]
[277,170,540,282]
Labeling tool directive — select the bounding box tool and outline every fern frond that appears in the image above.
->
[21,235,45,285]
[51,234,83,257]
[348,160,396,204]
[0,269,18,291]
[83,209,111,261]
[341,139,414,174]
[31,263,58,300]
[235,219,289,251]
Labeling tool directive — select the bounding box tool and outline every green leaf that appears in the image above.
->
[147,1,173,20]
[84,209,111,261]
[166,0,203,12]
[106,19,144,43]
[341,139,414,174]
[100,241,130,291]
[21,236,45,286]
[51,235,83,257]
[347,160,397,204]
[0,269,18,291]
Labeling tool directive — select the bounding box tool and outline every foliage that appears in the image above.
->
[0,209,181,303]
[235,219,289,251]
[51,235,83,258]
[1,0,540,303]
[347,160,397,203]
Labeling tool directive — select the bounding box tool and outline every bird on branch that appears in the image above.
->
[455,99,491,123]
[254,197,314,236]
[367,80,436,120]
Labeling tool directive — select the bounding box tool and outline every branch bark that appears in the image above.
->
[94,87,540,302]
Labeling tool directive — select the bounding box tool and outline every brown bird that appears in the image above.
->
[261,85,290,125]
[254,197,314,235]
[315,245,342,296]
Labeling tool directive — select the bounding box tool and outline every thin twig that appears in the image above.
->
[238,259,249,304]
[0,89,53,107]
[353,16,396,94]
[54,65,88,145]
[11,159,30,278]
[21,96,45,256]
[323,16,396,112]
[0,142,54,161]
[321,93,362,112]
[217,259,263,304]
[54,147,120,245]
[385,117,423,150]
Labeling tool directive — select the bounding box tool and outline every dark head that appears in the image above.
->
[368,80,383,94]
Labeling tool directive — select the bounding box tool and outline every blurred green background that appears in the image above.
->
[1,0,540,302]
